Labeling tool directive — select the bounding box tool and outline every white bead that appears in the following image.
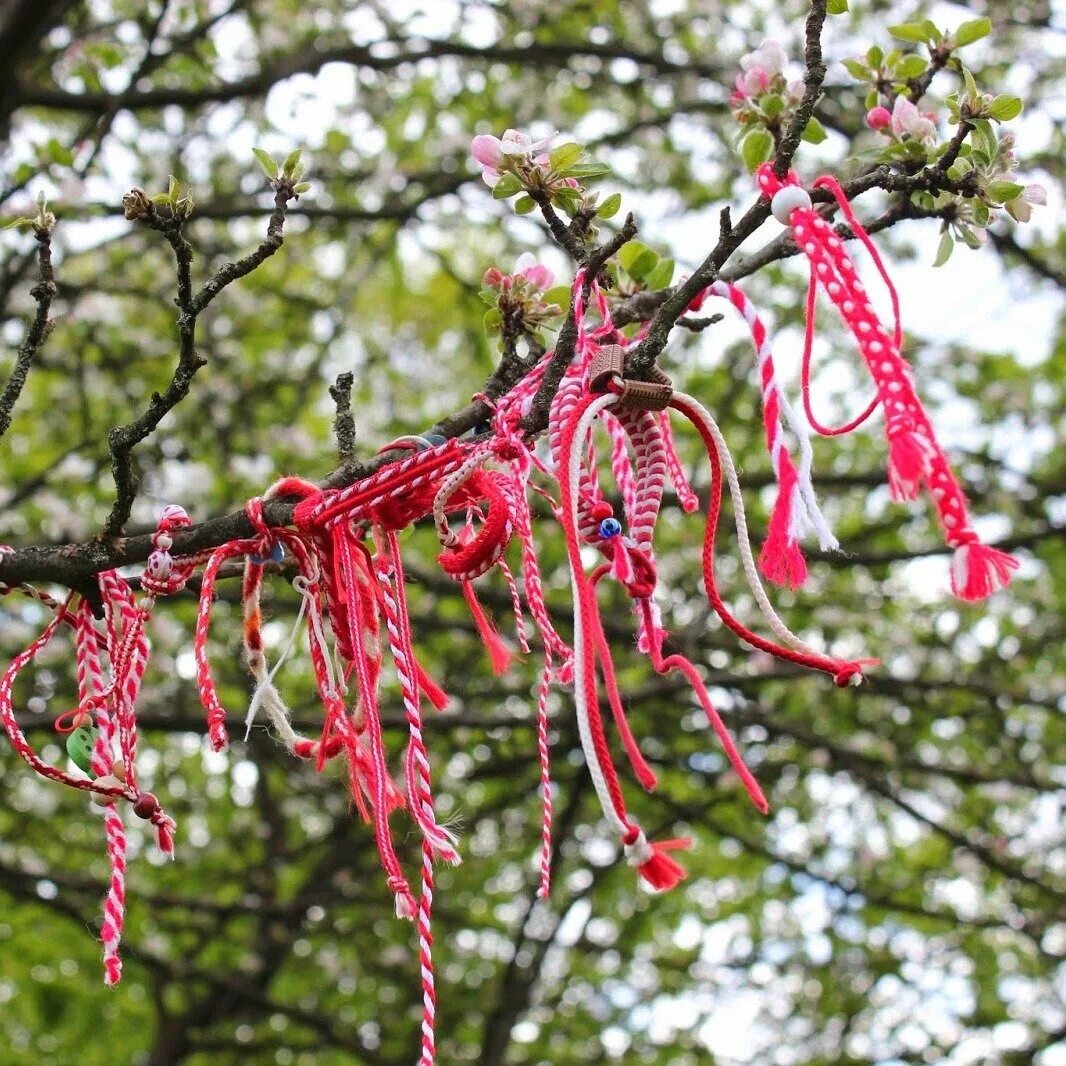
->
[771,185,813,224]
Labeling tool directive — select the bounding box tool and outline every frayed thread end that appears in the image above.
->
[950,542,1019,602]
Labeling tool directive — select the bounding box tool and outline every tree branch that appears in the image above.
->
[520,213,638,434]
[0,222,56,439]
[101,183,296,537]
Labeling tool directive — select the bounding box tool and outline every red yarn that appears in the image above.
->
[670,391,869,683]
[755,163,1018,600]
[633,836,691,892]
[759,457,808,590]
[462,581,512,676]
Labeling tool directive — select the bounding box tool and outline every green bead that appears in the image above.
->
[66,726,97,774]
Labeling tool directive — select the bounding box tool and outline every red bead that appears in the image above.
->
[133,792,159,819]
[590,502,613,521]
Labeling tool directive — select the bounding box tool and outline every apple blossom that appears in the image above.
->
[469,128,557,185]
[1005,183,1047,223]
[740,40,787,79]
[513,252,554,291]
[890,98,937,145]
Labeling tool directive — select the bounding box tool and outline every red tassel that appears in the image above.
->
[636,836,691,892]
[462,582,512,675]
[887,431,930,502]
[950,542,1019,602]
[759,463,808,589]
[154,819,175,857]
[414,659,451,711]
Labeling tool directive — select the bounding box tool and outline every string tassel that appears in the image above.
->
[624,831,691,892]
[951,541,1020,602]
[759,459,809,590]
[462,582,512,676]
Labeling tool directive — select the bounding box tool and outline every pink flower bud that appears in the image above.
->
[866,106,892,131]
[482,267,504,287]
[470,134,503,170]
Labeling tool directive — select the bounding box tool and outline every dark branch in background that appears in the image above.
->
[0,0,80,140]
[14,39,730,115]
[102,181,297,538]
[328,372,356,462]
[0,222,55,439]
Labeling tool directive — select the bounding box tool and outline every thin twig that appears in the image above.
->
[0,225,56,439]
[102,182,297,537]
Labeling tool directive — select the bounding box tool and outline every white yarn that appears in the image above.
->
[673,391,827,658]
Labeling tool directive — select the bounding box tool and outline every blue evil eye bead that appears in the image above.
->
[599,517,623,539]
[250,541,285,565]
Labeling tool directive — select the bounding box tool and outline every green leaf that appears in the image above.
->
[987,95,1023,121]
[987,181,1024,204]
[801,117,828,144]
[933,231,954,267]
[761,94,785,119]
[566,162,612,179]
[896,55,928,78]
[596,192,622,219]
[956,223,984,249]
[842,59,870,80]
[973,119,998,157]
[888,22,930,43]
[618,241,662,282]
[281,149,302,177]
[921,19,943,42]
[962,66,979,100]
[483,308,503,333]
[514,195,536,214]
[41,138,74,166]
[167,175,179,201]
[954,17,991,47]
[645,258,674,290]
[867,45,884,67]
[2,216,35,230]
[293,182,311,194]
[252,148,278,179]
[551,186,584,211]
[543,285,572,310]
[548,143,583,172]
[491,173,523,199]
[740,128,773,171]
[627,251,660,281]
[826,0,848,14]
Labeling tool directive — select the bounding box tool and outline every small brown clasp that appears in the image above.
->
[588,345,673,410]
